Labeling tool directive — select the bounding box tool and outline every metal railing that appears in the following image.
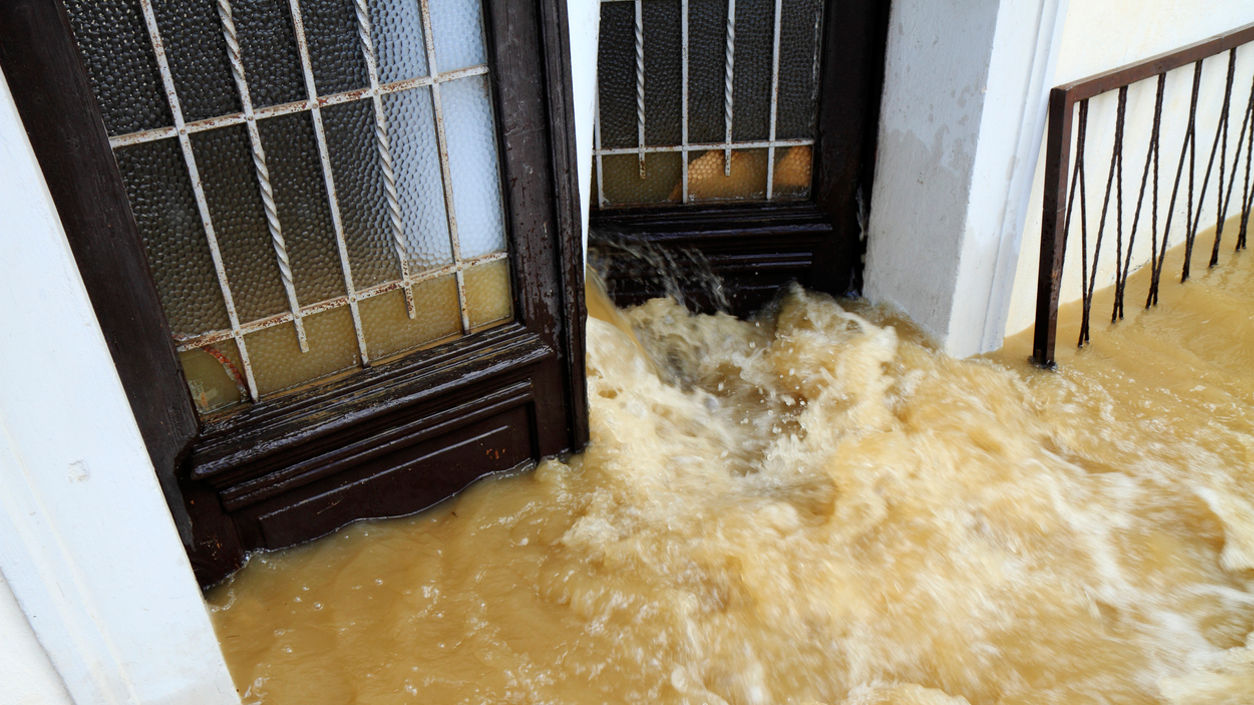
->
[1032,23,1254,367]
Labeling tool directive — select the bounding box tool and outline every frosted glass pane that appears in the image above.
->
[150,0,240,121]
[383,88,454,271]
[777,0,824,139]
[687,148,767,201]
[687,0,729,144]
[232,0,305,109]
[731,0,772,142]
[429,0,486,71]
[114,138,230,335]
[643,0,682,146]
[442,76,507,258]
[246,307,361,396]
[63,0,171,136]
[359,279,461,360]
[596,1,637,149]
[601,152,683,206]
[772,145,812,200]
[367,0,429,84]
[257,112,345,305]
[464,259,513,330]
[180,340,247,415]
[302,0,371,94]
[192,125,290,322]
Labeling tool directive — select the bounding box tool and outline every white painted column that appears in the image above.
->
[0,73,239,705]
[568,0,602,259]
[865,0,1067,356]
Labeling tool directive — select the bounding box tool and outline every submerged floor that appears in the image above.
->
[210,249,1254,705]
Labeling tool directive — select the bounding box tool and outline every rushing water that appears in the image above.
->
[210,246,1254,705]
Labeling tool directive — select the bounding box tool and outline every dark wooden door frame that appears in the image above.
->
[591,0,890,315]
[0,0,587,586]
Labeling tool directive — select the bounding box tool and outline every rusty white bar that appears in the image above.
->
[723,0,736,175]
[594,92,607,207]
[419,0,472,335]
[174,252,509,351]
[286,0,370,364]
[353,0,417,319]
[681,0,689,202]
[217,0,309,352]
[634,0,646,178]
[136,0,260,401]
[594,138,812,156]
[107,65,490,148]
[765,0,782,200]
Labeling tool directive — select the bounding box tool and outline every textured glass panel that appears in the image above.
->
[731,0,773,141]
[772,145,812,200]
[246,307,360,396]
[359,279,460,360]
[596,1,637,149]
[643,0,682,146]
[151,0,240,121]
[601,152,683,206]
[301,0,370,94]
[257,112,345,305]
[777,0,824,139]
[63,0,172,136]
[464,260,513,330]
[192,125,289,321]
[429,0,486,71]
[114,138,230,335]
[383,88,454,271]
[441,76,506,259]
[687,148,767,201]
[322,99,401,288]
[233,0,305,109]
[180,340,247,415]
[367,0,429,83]
[687,0,729,144]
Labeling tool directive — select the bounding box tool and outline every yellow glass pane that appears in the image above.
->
[601,152,682,206]
[464,259,513,330]
[686,148,768,202]
[359,277,462,362]
[180,339,247,416]
[246,307,361,397]
[772,145,812,200]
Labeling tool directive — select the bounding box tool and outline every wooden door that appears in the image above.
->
[0,0,586,586]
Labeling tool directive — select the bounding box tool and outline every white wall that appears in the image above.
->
[0,72,238,705]
[0,573,72,705]
[864,0,1066,356]
[568,0,601,257]
[1003,1,1254,337]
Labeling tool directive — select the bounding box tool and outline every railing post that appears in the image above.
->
[1032,87,1073,368]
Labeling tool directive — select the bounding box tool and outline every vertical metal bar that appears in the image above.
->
[723,0,736,175]
[765,0,782,199]
[216,0,310,352]
[680,0,690,202]
[1152,63,1202,302]
[1208,47,1237,267]
[136,0,261,400]
[1180,61,1203,282]
[634,0,646,178]
[286,0,370,365]
[594,91,607,207]
[419,0,472,335]
[1120,75,1165,321]
[1032,88,1074,368]
[352,0,417,318]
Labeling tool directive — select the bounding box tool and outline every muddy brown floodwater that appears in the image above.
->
[209,245,1254,705]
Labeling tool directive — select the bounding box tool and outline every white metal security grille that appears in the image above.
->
[593,0,824,207]
[67,0,511,408]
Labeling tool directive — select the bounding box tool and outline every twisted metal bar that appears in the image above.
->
[217,0,309,351]
[352,0,417,318]
[723,0,736,175]
[634,0,646,177]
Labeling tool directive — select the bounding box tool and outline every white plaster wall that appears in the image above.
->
[0,73,238,705]
[568,0,601,257]
[1003,2,1254,338]
[0,573,72,705]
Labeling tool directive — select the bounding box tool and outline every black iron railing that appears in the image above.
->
[1032,24,1254,367]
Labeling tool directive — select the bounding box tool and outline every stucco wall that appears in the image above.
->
[1003,3,1254,338]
